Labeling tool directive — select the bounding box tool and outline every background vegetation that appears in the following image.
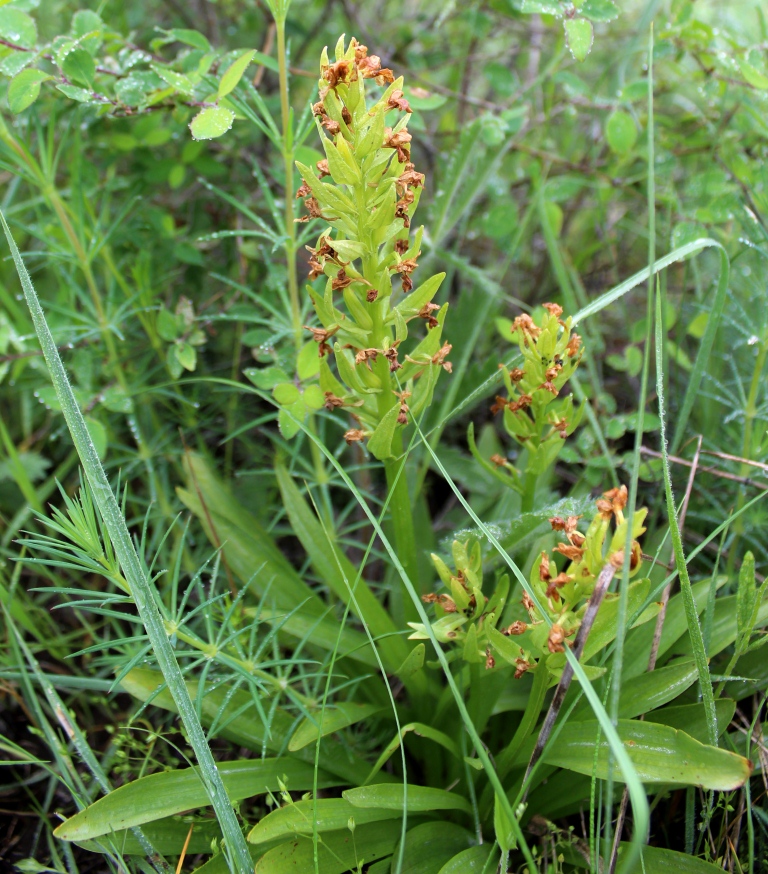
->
[0,0,767,872]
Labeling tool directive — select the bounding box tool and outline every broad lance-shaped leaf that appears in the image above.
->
[288,702,384,752]
[249,798,401,844]
[344,784,472,814]
[120,667,375,785]
[437,845,499,874]
[571,658,699,722]
[75,817,222,855]
[516,718,751,790]
[253,821,403,874]
[392,822,474,873]
[55,758,341,841]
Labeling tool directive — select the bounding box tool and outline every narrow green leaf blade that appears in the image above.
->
[248,798,400,844]
[288,702,383,751]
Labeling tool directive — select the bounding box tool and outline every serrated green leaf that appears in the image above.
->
[606,110,638,154]
[189,106,235,140]
[7,68,49,112]
[62,48,95,87]
[0,7,36,48]
[218,49,256,99]
[564,18,593,62]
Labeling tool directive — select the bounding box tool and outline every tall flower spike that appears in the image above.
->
[293,37,449,460]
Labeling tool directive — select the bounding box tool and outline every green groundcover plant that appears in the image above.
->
[1,2,768,874]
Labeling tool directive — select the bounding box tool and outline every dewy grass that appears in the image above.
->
[0,212,255,874]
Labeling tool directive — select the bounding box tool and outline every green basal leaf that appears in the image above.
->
[55,759,342,841]
[248,799,399,844]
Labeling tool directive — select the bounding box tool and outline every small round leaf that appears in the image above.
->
[0,7,37,49]
[62,48,96,88]
[564,18,594,63]
[189,106,235,141]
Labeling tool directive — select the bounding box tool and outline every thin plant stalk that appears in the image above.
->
[0,212,255,874]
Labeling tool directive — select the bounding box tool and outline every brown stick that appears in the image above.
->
[522,563,617,798]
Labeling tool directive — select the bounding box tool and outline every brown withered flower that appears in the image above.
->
[509,394,532,412]
[490,453,507,467]
[543,302,564,317]
[393,256,419,292]
[316,159,331,178]
[355,347,379,368]
[331,268,353,291]
[387,89,412,113]
[394,238,410,256]
[555,542,585,563]
[485,648,496,671]
[545,364,562,381]
[546,572,574,602]
[307,256,324,280]
[511,313,541,344]
[397,167,425,193]
[295,180,311,199]
[304,324,339,357]
[418,302,440,329]
[490,396,509,416]
[321,116,341,136]
[537,381,559,395]
[566,333,582,357]
[503,621,528,636]
[323,392,345,411]
[384,344,402,372]
[343,428,367,445]
[432,343,453,373]
[366,288,379,302]
[547,623,568,654]
[323,59,356,88]
[514,657,533,679]
[539,552,551,582]
[522,591,536,617]
[597,484,628,520]
[509,368,525,382]
[383,127,412,163]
